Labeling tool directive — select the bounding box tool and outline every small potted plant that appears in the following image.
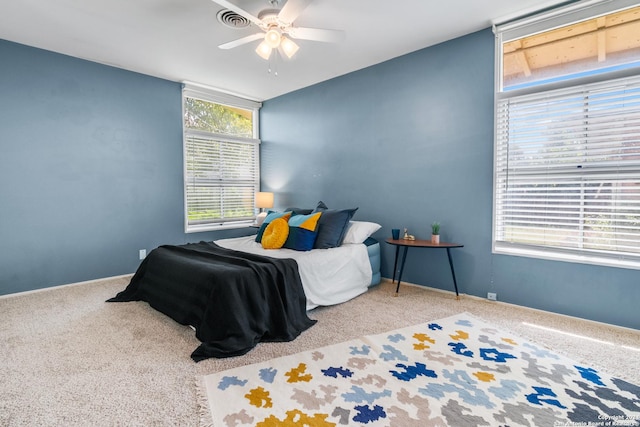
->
[431,222,440,244]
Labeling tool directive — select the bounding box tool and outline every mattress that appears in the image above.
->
[365,237,381,287]
[216,236,377,310]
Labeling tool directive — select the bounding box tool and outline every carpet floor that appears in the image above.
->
[1,277,638,426]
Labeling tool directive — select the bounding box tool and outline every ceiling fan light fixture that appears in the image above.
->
[280,37,299,59]
[255,41,272,60]
[212,0,344,66]
[265,28,282,48]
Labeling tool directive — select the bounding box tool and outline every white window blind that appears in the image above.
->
[494,74,640,268]
[185,133,259,230]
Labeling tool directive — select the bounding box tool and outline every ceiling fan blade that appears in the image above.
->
[211,0,263,26]
[219,33,264,49]
[287,27,345,43]
[278,0,313,24]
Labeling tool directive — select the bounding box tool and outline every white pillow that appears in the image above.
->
[341,221,381,244]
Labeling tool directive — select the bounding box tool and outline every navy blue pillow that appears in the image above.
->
[285,207,314,216]
[313,207,358,249]
[313,201,329,212]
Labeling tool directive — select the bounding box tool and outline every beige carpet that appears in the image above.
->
[1,277,638,426]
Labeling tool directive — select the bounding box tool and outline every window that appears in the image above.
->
[183,85,262,232]
[493,0,640,269]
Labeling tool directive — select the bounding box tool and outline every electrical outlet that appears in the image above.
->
[487,292,497,301]
[139,249,147,260]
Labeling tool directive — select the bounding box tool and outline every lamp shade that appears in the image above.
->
[265,28,281,48]
[280,37,299,59]
[255,41,272,60]
[255,192,274,209]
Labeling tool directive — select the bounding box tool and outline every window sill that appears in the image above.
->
[186,222,255,234]
[493,243,640,271]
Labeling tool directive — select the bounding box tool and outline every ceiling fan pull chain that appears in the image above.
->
[274,49,279,76]
[267,50,279,76]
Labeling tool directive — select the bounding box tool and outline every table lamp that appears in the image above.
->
[255,192,274,225]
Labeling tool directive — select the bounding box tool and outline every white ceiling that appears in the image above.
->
[0,0,570,101]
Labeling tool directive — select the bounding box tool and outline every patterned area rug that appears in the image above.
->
[198,312,640,426]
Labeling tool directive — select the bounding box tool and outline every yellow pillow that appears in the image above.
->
[261,217,289,249]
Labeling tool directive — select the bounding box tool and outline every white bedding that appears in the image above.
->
[215,236,372,310]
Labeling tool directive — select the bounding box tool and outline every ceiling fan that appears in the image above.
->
[212,0,344,60]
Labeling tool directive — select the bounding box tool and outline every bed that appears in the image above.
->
[216,235,380,310]
[107,205,381,361]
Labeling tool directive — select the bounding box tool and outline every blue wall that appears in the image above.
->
[0,40,249,295]
[260,29,640,330]
[2,32,637,329]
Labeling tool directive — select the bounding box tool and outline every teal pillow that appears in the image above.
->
[313,207,358,249]
[283,212,322,251]
[255,211,292,243]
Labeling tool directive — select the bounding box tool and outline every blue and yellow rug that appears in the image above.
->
[198,312,640,426]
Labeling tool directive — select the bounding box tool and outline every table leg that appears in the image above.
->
[395,246,409,295]
[392,246,400,283]
[446,248,460,300]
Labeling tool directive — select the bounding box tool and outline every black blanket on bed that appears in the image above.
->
[107,241,316,361]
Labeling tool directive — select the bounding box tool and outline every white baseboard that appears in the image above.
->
[0,274,134,300]
[382,277,638,333]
